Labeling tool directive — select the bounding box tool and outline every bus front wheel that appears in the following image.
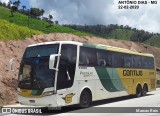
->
[79,90,91,107]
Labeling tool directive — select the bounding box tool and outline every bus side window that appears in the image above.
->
[79,47,97,67]
[124,55,131,68]
[136,56,140,68]
[147,57,154,69]
[142,56,155,69]
[96,49,112,67]
[98,59,106,66]
[79,52,90,65]
[132,55,142,69]
[111,52,124,68]
[142,57,148,68]
[132,55,136,68]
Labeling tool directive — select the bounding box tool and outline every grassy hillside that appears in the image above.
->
[64,25,160,48]
[110,29,134,40]
[0,6,94,40]
[0,20,42,40]
[144,35,160,48]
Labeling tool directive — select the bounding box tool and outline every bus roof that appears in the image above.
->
[94,44,154,57]
[27,41,154,57]
[28,41,83,47]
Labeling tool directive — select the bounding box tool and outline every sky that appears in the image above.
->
[2,0,30,9]
[0,0,160,33]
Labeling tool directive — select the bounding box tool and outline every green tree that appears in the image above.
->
[41,9,45,17]
[7,0,12,8]
[22,5,26,12]
[0,2,2,6]
[10,0,20,17]
[10,6,18,17]
[48,14,53,26]
[49,14,53,20]
[13,0,21,8]
[2,2,6,7]
[30,8,44,18]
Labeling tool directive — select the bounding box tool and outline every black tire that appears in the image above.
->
[136,85,142,97]
[79,90,91,107]
[142,84,148,96]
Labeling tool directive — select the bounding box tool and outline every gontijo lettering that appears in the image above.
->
[123,70,143,76]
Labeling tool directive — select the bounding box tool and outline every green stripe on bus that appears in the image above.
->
[111,68,125,91]
[83,44,97,48]
[83,44,107,50]
[95,67,118,92]
[95,68,125,92]
[96,46,107,50]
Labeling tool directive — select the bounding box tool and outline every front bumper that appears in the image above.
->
[18,95,59,107]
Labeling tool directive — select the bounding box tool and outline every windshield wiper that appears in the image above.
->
[34,79,41,89]
[33,69,41,89]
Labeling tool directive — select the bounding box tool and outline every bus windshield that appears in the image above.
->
[23,44,59,58]
[18,44,59,89]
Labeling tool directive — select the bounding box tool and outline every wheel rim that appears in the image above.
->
[143,85,147,95]
[137,89,140,96]
[80,91,90,107]
[137,86,142,97]
[82,94,89,105]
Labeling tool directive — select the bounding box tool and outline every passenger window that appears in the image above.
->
[142,57,154,69]
[112,52,124,68]
[79,47,97,67]
[96,50,112,67]
[124,54,136,68]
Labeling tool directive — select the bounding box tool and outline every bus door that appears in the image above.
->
[56,44,77,106]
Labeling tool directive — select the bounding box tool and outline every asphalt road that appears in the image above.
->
[1,88,160,116]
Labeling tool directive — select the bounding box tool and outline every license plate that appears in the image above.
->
[29,100,35,103]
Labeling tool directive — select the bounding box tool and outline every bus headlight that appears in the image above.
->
[42,91,54,97]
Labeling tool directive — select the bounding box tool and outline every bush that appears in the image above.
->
[0,20,42,40]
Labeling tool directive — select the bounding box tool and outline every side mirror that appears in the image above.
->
[49,54,61,70]
[9,57,22,71]
[9,58,15,71]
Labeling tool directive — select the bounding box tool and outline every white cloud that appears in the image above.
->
[29,0,117,25]
[110,0,160,33]
[0,0,9,4]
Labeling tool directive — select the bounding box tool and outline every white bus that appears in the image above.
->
[10,41,156,107]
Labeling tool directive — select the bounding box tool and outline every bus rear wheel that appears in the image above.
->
[142,84,148,96]
[79,90,91,107]
[136,85,142,97]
